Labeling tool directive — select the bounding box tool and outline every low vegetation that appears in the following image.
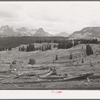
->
[0,37,99,89]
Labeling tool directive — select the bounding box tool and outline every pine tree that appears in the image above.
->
[69,53,73,59]
[19,47,21,51]
[26,44,35,52]
[42,46,44,51]
[48,44,51,50]
[90,60,93,66]
[58,43,61,49]
[8,48,12,51]
[21,46,25,51]
[86,44,93,56]
[82,59,84,63]
[55,55,58,60]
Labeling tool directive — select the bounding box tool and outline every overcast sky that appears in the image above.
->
[0,1,100,34]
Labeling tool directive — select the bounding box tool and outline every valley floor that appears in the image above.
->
[0,44,100,89]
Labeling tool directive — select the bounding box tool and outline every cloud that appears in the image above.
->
[0,1,100,34]
[0,11,13,18]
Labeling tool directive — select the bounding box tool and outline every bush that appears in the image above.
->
[12,60,17,64]
[28,58,35,65]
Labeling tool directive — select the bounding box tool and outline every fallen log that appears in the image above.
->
[2,72,94,84]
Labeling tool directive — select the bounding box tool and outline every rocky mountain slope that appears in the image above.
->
[0,25,20,37]
[34,28,52,37]
[56,32,69,37]
[0,25,51,37]
[69,27,100,39]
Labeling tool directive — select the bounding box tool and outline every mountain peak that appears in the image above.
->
[69,27,100,39]
[34,27,51,37]
[0,25,11,31]
[37,27,45,32]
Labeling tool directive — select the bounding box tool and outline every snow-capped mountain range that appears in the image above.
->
[1,25,100,39]
[0,25,52,37]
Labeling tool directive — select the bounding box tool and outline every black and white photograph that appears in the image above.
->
[0,1,100,90]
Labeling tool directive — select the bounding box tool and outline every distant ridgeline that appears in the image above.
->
[0,36,98,51]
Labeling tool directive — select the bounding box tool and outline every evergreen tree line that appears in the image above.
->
[19,43,52,52]
[79,39,98,44]
[0,48,12,51]
[57,40,79,49]
[0,37,98,51]
[17,39,98,52]
[57,39,98,49]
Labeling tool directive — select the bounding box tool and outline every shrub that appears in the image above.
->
[12,60,17,64]
[28,58,35,65]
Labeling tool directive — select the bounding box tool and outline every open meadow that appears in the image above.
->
[0,43,99,89]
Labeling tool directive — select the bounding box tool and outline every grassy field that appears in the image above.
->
[0,43,100,89]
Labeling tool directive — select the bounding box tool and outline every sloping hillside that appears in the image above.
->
[0,44,100,89]
[69,27,100,39]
